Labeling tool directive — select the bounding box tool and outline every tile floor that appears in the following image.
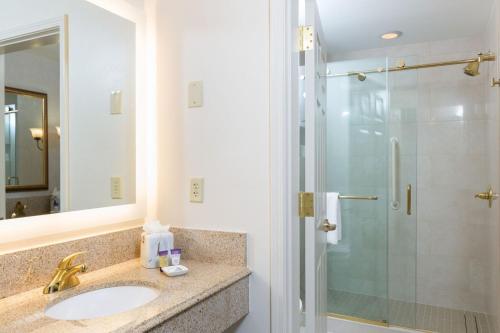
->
[328,289,497,333]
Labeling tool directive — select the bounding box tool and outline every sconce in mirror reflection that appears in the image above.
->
[29,128,44,151]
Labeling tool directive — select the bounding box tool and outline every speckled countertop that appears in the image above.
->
[0,259,251,333]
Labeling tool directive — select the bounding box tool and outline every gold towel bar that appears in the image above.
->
[338,195,378,201]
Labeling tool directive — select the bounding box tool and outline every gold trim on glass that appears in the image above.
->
[328,313,434,333]
[5,87,49,192]
[328,313,389,327]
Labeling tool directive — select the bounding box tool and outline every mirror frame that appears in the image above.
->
[5,86,49,192]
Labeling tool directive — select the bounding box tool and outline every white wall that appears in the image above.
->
[155,1,271,332]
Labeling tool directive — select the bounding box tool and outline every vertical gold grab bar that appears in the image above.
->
[406,184,412,215]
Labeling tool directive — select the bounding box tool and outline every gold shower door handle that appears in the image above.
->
[474,186,499,208]
[406,185,412,216]
[321,219,336,233]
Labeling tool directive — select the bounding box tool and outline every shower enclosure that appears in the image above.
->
[326,52,499,333]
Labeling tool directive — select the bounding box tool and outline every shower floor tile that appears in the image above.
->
[328,289,497,333]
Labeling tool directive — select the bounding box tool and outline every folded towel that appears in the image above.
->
[327,192,342,244]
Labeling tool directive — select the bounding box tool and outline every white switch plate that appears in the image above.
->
[188,81,203,108]
[111,90,122,114]
[111,177,123,199]
[190,178,204,203]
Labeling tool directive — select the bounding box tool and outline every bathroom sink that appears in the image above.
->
[45,285,160,320]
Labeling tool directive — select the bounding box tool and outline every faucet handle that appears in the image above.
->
[474,186,499,208]
[57,251,86,270]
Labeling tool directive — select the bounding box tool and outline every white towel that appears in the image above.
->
[326,192,342,245]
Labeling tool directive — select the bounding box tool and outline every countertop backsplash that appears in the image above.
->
[0,226,247,299]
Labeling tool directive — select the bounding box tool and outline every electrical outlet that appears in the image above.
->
[190,178,204,203]
[188,81,203,108]
[111,177,123,199]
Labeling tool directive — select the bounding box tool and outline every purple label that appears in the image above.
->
[158,250,169,256]
[170,248,181,255]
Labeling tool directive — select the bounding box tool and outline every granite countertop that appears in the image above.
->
[0,259,251,333]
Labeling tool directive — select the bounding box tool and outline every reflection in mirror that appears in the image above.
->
[1,0,136,221]
[3,38,59,219]
[5,87,50,191]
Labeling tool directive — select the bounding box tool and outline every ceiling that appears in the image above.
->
[317,0,494,54]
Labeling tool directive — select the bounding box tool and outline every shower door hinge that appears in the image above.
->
[298,192,314,218]
[298,25,314,51]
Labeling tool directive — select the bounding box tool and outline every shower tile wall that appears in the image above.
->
[329,34,500,322]
[485,1,500,330]
[416,47,490,313]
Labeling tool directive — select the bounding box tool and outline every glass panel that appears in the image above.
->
[326,57,390,324]
[387,56,418,329]
[326,56,419,327]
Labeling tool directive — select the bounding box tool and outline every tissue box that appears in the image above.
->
[140,231,174,269]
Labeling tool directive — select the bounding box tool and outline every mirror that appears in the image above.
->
[5,87,50,191]
[1,1,136,220]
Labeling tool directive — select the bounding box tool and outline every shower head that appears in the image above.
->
[463,53,493,77]
[357,72,367,81]
[464,61,480,76]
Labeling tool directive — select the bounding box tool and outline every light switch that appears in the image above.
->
[111,177,123,199]
[188,81,203,108]
[111,90,122,114]
[190,178,204,203]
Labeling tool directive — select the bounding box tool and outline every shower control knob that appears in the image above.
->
[474,186,499,208]
[321,219,336,233]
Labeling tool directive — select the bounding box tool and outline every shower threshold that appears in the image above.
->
[328,290,497,333]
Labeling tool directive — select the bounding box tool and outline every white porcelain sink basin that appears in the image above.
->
[45,285,160,320]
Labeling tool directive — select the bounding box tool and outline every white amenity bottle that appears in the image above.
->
[140,219,174,269]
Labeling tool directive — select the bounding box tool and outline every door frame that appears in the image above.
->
[269,0,301,332]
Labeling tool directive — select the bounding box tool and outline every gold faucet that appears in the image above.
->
[43,252,87,294]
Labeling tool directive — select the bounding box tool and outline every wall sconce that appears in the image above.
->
[56,126,61,137]
[30,128,44,151]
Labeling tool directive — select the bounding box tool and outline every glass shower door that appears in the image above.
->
[387,56,418,329]
[326,56,417,328]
